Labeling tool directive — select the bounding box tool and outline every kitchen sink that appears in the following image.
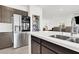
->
[67,38,79,43]
[50,35,70,40]
[50,35,79,43]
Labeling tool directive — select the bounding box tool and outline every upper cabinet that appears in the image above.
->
[14,9,28,16]
[0,5,14,23]
[1,6,14,23]
[0,5,28,23]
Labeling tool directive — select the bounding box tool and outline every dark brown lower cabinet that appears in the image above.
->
[41,46,56,54]
[41,39,79,54]
[31,39,40,54]
[31,36,79,54]
[31,36,56,54]
[0,32,13,49]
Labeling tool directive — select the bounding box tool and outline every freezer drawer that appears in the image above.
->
[14,33,28,48]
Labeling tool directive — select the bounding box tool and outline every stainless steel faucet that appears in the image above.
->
[70,17,78,42]
[67,17,76,41]
[71,18,74,36]
[71,17,76,36]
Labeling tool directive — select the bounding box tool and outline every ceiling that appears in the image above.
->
[39,5,79,19]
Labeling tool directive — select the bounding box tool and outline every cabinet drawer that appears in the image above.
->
[0,32,12,38]
[42,39,79,54]
[31,36,41,43]
[0,38,12,49]
[42,46,55,54]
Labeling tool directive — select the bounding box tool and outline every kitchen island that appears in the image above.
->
[28,31,79,54]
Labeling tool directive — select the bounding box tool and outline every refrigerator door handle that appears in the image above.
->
[15,26,19,32]
[15,26,17,31]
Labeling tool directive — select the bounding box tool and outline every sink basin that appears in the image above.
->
[50,35,79,43]
[50,35,70,40]
[67,38,79,43]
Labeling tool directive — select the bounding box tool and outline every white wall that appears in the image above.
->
[0,23,12,32]
[29,5,43,31]
[42,14,73,30]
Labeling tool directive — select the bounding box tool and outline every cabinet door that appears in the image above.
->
[31,36,40,43]
[14,9,28,16]
[42,46,55,54]
[2,6,14,23]
[31,40,40,54]
[0,5,2,22]
[42,39,79,54]
[0,33,13,49]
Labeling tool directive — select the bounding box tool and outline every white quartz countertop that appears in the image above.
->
[29,31,79,53]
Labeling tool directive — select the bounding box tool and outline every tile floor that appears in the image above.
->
[0,46,29,54]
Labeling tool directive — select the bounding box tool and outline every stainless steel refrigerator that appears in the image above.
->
[13,14,30,48]
[13,14,22,48]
